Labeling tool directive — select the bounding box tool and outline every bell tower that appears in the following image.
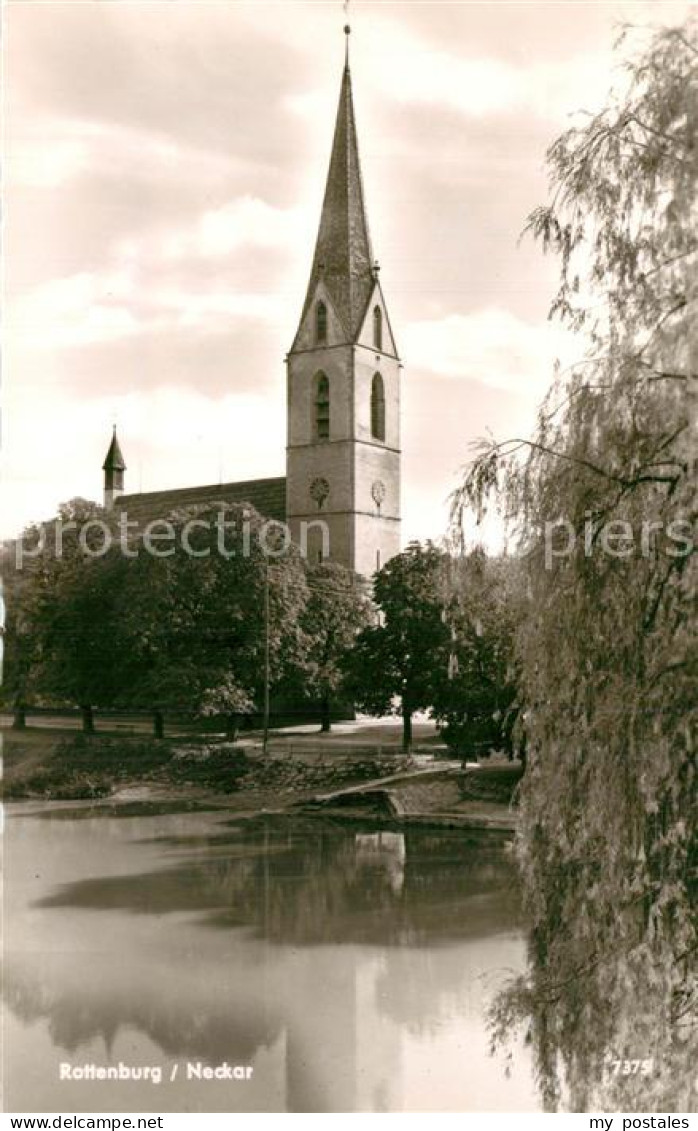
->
[285,26,401,577]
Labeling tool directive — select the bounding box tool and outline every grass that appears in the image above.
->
[2,729,250,800]
[2,723,522,808]
[1,727,414,803]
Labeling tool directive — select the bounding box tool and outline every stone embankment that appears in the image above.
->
[3,726,522,831]
[301,764,521,832]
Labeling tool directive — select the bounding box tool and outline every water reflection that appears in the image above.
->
[33,818,519,944]
[4,808,538,1112]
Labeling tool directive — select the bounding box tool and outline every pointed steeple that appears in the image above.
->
[103,426,126,510]
[295,26,375,344]
[103,426,126,474]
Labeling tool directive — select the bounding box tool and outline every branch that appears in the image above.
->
[642,557,683,635]
[538,380,612,426]
[675,30,698,58]
[647,660,693,690]
[640,247,698,280]
[637,298,688,359]
[640,369,694,383]
[472,436,672,490]
[625,113,692,157]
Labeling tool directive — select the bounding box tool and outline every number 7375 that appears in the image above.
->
[609,1060,654,1076]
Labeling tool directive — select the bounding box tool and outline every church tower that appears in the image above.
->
[286,27,401,576]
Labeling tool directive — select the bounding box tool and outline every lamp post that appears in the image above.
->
[263,560,270,756]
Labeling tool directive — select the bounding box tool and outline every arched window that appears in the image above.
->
[373,305,383,351]
[371,373,385,441]
[316,301,327,344]
[314,372,330,439]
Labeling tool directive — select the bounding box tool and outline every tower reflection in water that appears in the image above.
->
[4,809,536,1112]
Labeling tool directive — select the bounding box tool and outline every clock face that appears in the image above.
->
[371,479,386,506]
[310,477,330,508]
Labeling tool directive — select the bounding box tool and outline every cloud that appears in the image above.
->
[8,267,288,351]
[284,20,613,126]
[8,271,141,350]
[377,43,612,121]
[402,308,578,396]
[10,130,90,189]
[7,188,307,352]
[355,7,691,127]
[5,110,288,295]
[7,113,243,191]
[153,196,306,261]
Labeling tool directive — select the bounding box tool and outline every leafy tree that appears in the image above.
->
[432,550,522,760]
[452,18,697,1110]
[295,561,371,731]
[5,499,125,732]
[4,499,313,739]
[345,542,450,751]
[1,547,38,728]
[112,502,310,736]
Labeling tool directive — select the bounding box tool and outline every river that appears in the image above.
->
[3,803,540,1112]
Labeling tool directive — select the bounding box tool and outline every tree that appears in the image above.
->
[6,499,125,732]
[112,502,309,735]
[296,561,371,732]
[4,499,313,740]
[2,543,38,728]
[345,542,450,751]
[432,550,522,761]
[452,18,697,1110]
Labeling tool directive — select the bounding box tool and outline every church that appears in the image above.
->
[102,28,402,578]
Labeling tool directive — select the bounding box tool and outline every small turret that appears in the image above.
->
[102,426,126,510]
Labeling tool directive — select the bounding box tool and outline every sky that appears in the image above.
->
[3,0,692,542]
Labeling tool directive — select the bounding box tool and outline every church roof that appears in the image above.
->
[294,47,375,346]
[103,427,126,472]
[116,476,286,526]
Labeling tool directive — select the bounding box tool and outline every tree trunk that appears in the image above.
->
[402,702,413,753]
[153,709,164,740]
[81,705,95,734]
[225,715,239,742]
[12,704,27,729]
[320,694,331,733]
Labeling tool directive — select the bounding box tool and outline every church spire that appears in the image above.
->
[294,26,375,344]
[102,425,126,510]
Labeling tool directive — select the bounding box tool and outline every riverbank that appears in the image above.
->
[2,725,522,830]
